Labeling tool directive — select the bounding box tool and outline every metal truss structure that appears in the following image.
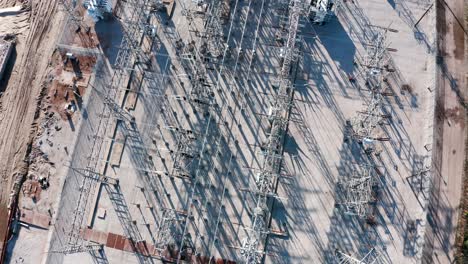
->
[350,92,390,145]
[362,28,391,87]
[50,243,103,255]
[165,126,198,178]
[154,208,184,250]
[350,28,392,147]
[53,0,157,256]
[342,29,393,218]
[178,57,210,108]
[177,3,222,108]
[202,0,225,58]
[182,0,228,59]
[168,0,241,261]
[240,1,305,263]
[72,167,120,186]
[339,165,376,217]
[188,64,213,107]
[53,0,396,261]
[335,247,387,264]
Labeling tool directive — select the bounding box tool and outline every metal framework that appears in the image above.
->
[335,247,387,264]
[166,0,238,261]
[50,244,103,255]
[155,209,175,249]
[53,0,157,256]
[240,1,305,262]
[178,49,212,107]
[177,3,223,108]
[165,126,198,178]
[51,0,399,262]
[350,28,391,146]
[202,0,226,58]
[362,29,391,86]
[339,165,376,217]
[350,92,388,145]
[342,29,393,218]
[309,0,342,24]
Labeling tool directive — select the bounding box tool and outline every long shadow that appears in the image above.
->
[121,120,172,212]
[299,41,348,124]
[439,57,464,106]
[424,186,456,262]
[95,18,124,65]
[4,220,20,264]
[268,164,328,263]
[97,88,171,221]
[66,113,76,131]
[313,18,356,74]
[289,104,336,189]
[387,0,397,9]
[0,46,17,94]
[89,247,109,264]
[386,0,432,52]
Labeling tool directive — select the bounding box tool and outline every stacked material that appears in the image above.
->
[0,39,13,81]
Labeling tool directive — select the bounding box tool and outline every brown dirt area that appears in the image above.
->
[446,106,466,127]
[454,0,468,262]
[430,0,467,262]
[21,179,42,202]
[0,0,99,255]
[0,0,65,259]
[47,50,95,119]
[71,29,99,49]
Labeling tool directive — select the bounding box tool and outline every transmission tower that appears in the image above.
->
[240,1,306,262]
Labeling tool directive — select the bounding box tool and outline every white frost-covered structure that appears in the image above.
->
[83,0,112,21]
[309,0,340,24]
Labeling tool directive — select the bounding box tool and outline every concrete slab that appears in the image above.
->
[40,0,451,263]
[19,209,51,229]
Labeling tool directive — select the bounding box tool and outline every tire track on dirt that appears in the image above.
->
[0,0,62,259]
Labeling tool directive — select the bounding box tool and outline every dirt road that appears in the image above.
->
[423,0,467,262]
[0,0,63,259]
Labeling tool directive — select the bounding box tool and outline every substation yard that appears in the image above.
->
[1,0,466,264]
